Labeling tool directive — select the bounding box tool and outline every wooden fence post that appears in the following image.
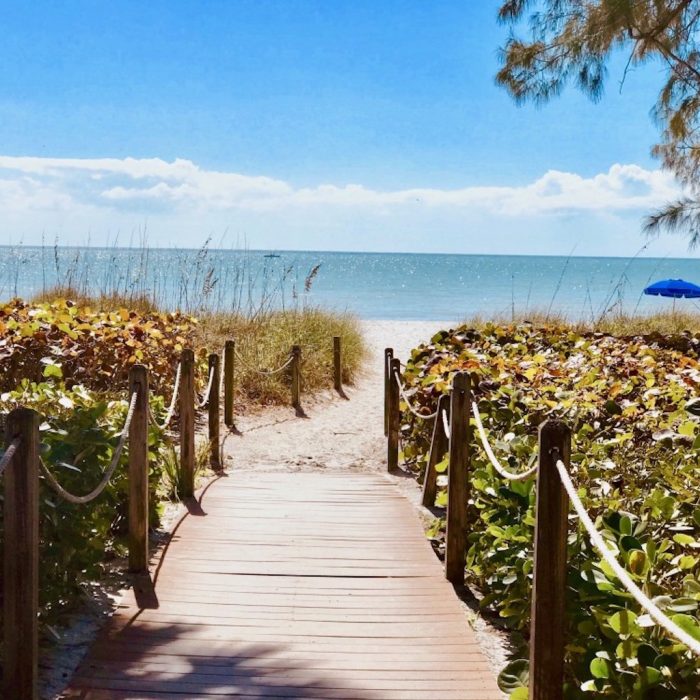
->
[4,408,39,700]
[291,345,301,409]
[529,419,571,700]
[224,339,235,427]
[333,336,342,393]
[445,372,470,586]
[179,349,195,498]
[387,357,401,471]
[208,352,221,471]
[384,348,393,437]
[422,394,450,508]
[128,364,149,574]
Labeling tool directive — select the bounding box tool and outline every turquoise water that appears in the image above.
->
[1,246,699,321]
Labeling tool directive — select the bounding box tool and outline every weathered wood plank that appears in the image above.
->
[65,471,501,699]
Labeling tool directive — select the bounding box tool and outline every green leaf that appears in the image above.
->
[590,657,610,679]
[609,610,638,638]
[671,614,700,643]
[42,363,63,378]
[509,689,528,700]
[498,659,529,693]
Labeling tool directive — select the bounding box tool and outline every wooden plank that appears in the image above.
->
[65,471,502,699]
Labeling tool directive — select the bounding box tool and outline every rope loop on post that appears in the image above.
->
[471,401,538,481]
[198,365,216,408]
[394,373,438,420]
[38,390,138,505]
[554,455,700,657]
[149,363,181,430]
[441,408,451,439]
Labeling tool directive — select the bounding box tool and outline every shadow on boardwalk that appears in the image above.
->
[65,620,383,698]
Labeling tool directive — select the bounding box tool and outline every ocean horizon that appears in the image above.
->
[1,245,698,321]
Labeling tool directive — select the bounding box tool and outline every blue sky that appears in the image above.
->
[0,1,691,257]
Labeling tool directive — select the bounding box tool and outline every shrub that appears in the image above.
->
[0,380,167,625]
[400,322,700,698]
[0,297,197,396]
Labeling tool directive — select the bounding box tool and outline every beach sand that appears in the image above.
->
[221,320,453,474]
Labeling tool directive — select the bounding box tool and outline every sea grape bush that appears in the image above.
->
[0,298,198,395]
[399,323,700,699]
[0,379,167,623]
[0,298,195,628]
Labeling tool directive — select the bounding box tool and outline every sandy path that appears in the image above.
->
[223,321,447,474]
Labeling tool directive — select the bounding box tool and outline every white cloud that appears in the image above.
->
[0,155,689,256]
[0,155,681,217]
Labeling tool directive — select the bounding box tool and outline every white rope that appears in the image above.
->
[394,374,438,420]
[472,402,538,481]
[149,363,182,430]
[0,437,21,477]
[39,391,138,505]
[234,349,294,377]
[160,362,181,428]
[442,409,451,439]
[555,457,700,657]
[198,366,215,408]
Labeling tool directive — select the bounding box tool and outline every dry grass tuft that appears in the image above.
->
[197,308,365,406]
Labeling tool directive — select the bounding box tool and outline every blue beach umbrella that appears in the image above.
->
[643,279,700,299]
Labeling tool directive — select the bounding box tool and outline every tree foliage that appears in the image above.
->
[497,0,700,247]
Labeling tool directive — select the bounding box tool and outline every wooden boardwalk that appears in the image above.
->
[64,471,502,699]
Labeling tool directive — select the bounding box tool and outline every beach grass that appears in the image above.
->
[198,308,366,406]
[464,308,700,336]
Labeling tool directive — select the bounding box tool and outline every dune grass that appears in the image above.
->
[464,308,700,337]
[198,308,366,406]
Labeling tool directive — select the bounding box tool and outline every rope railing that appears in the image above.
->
[383,351,700,698]
[441,408,451,439]
[198,364,216,408]
[39,390,138,505]
[555,455,700,657]
[150,362,181,430]
[394,373,438,419]
[0,436,20,477]
[471,401,538,481]
[233,348,294,377]
[2,336,346,698]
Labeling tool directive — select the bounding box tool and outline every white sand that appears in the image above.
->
[222,320,453,474]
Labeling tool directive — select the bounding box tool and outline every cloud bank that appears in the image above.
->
[0,155,680,215]
[0,155,685,256]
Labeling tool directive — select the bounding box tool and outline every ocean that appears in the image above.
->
[1,246,698,321]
